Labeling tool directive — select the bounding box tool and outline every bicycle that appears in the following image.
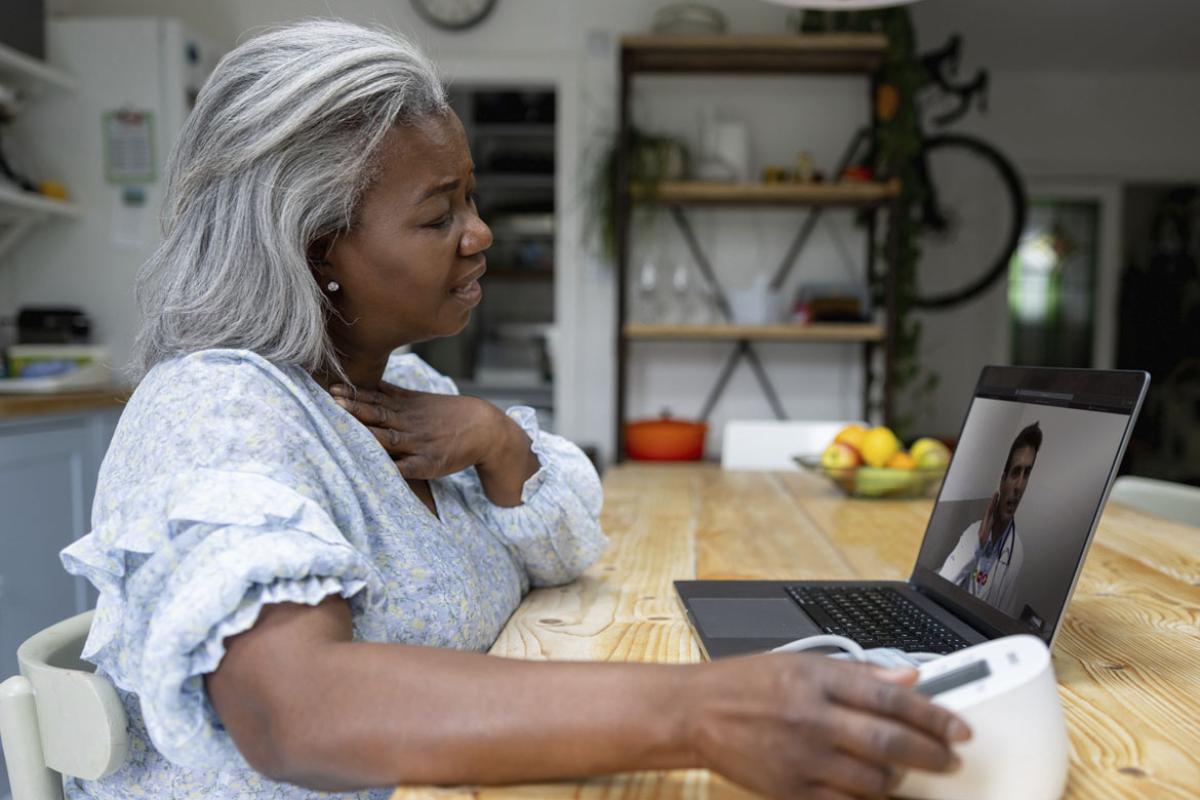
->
[907,35,1027,310]
[769,35,1027,312]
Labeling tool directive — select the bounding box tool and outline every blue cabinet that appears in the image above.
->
[0,408,120,796]
[0,409,121,669]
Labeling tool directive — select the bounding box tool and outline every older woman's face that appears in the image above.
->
[324,111,491,354]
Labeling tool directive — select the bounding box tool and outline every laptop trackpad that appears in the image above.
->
[690,598,819,639]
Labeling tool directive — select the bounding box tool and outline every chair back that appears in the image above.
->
[0,611,127,800]
[1111,476,1200,528]
[722,419,864,471]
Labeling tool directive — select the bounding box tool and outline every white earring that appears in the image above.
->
[326,281,340,292]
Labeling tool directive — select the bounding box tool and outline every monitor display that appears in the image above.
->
[913,369,1142,642]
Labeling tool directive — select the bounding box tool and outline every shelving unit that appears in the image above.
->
[615,34,898,459]
[413,86,557,428]
[0,41,79,93]
[0,184,80,259]
[0,42,80,259]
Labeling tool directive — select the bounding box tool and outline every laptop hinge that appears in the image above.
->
[914,583,1004,639]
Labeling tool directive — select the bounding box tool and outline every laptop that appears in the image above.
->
[676,366,1150,659]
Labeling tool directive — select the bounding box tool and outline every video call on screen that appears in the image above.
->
[914,384,1133,638]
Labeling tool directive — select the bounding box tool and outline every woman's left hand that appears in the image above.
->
[330,382,539,506]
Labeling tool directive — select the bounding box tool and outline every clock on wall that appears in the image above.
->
[411,0,499,31]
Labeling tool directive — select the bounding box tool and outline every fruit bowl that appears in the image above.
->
[794,455,947,499]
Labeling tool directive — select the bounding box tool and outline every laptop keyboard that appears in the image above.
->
[785,586,970,654]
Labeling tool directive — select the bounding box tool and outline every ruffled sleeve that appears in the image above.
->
[58,351,393,773]
[62,468,385,771]
[467,405,607,587]
[384,352,607,588]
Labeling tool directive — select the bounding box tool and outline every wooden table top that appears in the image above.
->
[0,388,128,419]
[392,463,1200,800]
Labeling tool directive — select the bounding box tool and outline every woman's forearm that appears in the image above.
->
[209,599,969,798]
[269,642,697,790]
[206,596,695,792]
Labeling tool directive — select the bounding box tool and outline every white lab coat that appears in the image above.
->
[937,519,1024,617]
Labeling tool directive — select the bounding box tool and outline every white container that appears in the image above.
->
[728,286,785,325]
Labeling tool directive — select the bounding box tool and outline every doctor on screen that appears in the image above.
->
[939,422,1042,616]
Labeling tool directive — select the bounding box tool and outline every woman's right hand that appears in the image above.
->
[684,652,971,799]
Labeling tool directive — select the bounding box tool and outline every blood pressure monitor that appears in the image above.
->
[895,635,1069,800]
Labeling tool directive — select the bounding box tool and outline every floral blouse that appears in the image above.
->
[60,349,606,799]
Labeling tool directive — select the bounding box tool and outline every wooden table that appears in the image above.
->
[393,463,1200,800]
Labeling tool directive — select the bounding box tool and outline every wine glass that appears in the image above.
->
[670,262,693,324]
[637,259,659,323]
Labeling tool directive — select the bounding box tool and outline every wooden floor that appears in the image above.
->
[392,463,1200,799]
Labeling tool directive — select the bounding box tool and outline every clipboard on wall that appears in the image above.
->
[103,108,156,184]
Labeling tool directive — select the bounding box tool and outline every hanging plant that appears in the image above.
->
[803,7,938,439]
[585,125,689,262]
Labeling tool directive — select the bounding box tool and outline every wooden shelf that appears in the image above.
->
[621,34,888,75]
[0,183,82,259]
[623,322,885,342]
[0,42,78,92]
[632,180,899,208]
[487,267,554,282]
[473,123,555,137]
[0,184,81,219]
[475,172,554,189]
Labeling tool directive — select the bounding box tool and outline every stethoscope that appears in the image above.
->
[981,519,1015,569]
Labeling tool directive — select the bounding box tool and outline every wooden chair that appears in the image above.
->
[1111,476,1200,528]
[721,419,864,471]
[0,611,127,800]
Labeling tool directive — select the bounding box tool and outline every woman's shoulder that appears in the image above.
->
[130,348,317,411]
[118,349,327,447]
[140,348,301,392]
[383,351,459,395]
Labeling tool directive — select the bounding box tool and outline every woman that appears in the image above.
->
[62,20,969,800]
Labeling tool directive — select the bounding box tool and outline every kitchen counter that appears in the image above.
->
[0,388,129,419]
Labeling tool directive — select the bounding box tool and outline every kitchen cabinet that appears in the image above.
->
[0,407,119,796]
[0,409,118,677]
[414,87,558,431]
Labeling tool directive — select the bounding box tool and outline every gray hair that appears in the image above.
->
[129,19,448,381]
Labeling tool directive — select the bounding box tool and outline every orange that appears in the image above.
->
[886,452,916,470]
[834,424,868,453]
[876,84,900,122]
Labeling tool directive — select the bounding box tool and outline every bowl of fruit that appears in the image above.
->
[795,425,951,499]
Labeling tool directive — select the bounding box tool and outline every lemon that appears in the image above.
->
[861,426,900,468]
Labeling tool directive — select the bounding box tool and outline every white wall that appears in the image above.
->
[15,0,1200,461]
[911,67,1200,436]
[23,0,855,463]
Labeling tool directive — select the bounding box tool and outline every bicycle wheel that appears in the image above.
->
[913,133,1027,310]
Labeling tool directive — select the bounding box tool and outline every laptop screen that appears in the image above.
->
[911,367,1146,644]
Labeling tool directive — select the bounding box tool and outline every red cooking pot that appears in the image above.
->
[625,414,707,461]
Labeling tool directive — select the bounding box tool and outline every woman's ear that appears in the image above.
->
[307,234,335,271]
[308,235,340,294]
